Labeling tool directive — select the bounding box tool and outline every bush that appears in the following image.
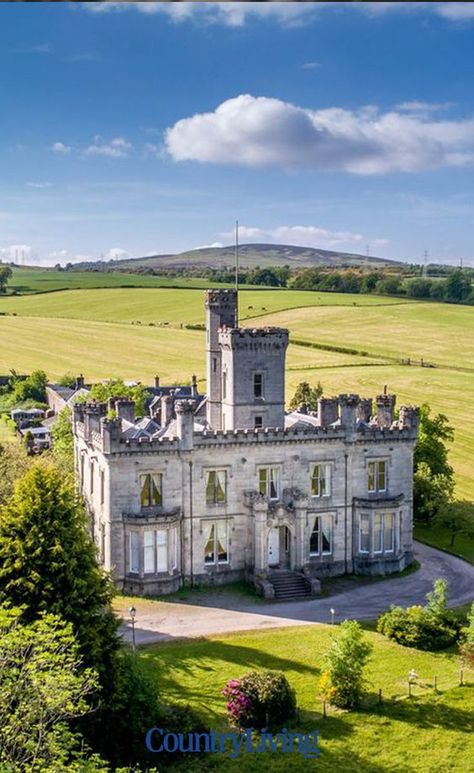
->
[377,604,460,650]
[222,670,296,729]
[318,620,372,709]
[459,601,474,668]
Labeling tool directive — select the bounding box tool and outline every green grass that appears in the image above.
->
[414,524,474,565]
[0,417,16,444]
[139,625,474,772]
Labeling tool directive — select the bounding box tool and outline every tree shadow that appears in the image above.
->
[362,687,473,733]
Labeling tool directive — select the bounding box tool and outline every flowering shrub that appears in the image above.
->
[222,671,296,729]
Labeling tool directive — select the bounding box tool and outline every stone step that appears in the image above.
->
[268,571,313,600]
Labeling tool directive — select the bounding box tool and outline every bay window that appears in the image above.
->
[359,512,396,555]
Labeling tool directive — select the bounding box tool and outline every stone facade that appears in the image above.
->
[73,290,419,596]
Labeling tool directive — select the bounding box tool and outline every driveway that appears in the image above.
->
[119,542,474,646]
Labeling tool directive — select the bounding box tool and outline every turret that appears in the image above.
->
[205,289,237,429]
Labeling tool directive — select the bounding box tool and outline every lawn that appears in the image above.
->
[414,524,474,566]
[139,625,474,772]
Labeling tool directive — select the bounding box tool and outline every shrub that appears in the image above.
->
[222,670,296,729]
[377,604,460,650]
[318,620,372,709]
[459,601,474,668]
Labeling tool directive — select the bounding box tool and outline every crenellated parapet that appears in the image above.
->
[219,326,289,352]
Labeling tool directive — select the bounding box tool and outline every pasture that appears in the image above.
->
[0,285,472,499]
[139,625,474,773]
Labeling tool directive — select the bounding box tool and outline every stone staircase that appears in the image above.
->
[268,570,313,601]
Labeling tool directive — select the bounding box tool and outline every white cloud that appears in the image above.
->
[301,61,321,70]
[396,100,455,113]
[102,247,130,260]
[432,3,474,21]
[193,242,224,250]
[165,94,474,175]
[26,181,53,189]
[51,141,72,154]
[16,43,52,54]
[221,224,388,251]
[84,137,132,158]
[0,244,33,262]
[87,2,321,27]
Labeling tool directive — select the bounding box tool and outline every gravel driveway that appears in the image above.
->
[119,541,474,646]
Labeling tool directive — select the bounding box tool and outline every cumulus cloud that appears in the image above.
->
[165,94,474,175]
[51,141,72,154]
[301,61,321,70]
[84,137,132,158]
[221,224,387,251]
[193,241,224,250]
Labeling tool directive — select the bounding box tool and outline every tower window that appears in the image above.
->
[222,370,227,400]
[254,373,263,398]
[254,415,263,429]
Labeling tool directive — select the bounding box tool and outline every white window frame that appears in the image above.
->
[258,466,280,500]
[205,469,227,504]
[359,513,370,554]
[204,520,229,566]
[359,511,396,555]
[253,372,263,399]
[311,463,331,498]
[139,472,163,507]
[144,529,155,574]
[129,531,140,574]
[367,459,388,493]
[309,514,333,556]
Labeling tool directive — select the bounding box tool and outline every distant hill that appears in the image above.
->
[73,243,403,272]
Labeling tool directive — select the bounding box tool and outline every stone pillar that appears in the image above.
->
[175,400,195,450]
[357,398,372,423]
[294,499,309,570]
[161,395,173,426]
[114,399,135,424]
[318,397,338,427]
[338,394,360,433]
[399,405,420,431]
[253,498,269,574]
[191,374,198,397]
[376,393,396,428]
[154,374,160,388]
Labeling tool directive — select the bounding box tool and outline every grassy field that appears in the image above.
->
[139,625,473,772]
[414,524,474,565]
[0,284,472,499]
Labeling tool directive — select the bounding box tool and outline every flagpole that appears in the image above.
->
[235,219,239,326]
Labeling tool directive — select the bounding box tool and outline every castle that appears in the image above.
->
[73,289,419,599]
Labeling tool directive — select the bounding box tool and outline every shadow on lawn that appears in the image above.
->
[368,688,474,733]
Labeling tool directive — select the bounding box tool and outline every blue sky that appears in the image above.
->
[1,1,474,266]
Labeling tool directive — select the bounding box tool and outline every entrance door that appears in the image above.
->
[268,528,280,567]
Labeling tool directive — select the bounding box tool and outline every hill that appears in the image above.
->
[73,243,403,272]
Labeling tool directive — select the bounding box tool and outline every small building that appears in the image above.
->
[19,425,52,452]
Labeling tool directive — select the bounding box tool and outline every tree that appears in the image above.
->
[413,404,455,523]
[0,461,119,679]
[444,269,472,303]
[0,441,31,506]
[0,604,102,772]
[51,406,74,472]
[289,381,323,412]
[459,602,474,668]
[434,500,474,547]
[319,620,372,709]
[425,577,449,619]
[86,379,147,417]
[375,276,403,295]
[0,263,12,293]
[12,369,48,404]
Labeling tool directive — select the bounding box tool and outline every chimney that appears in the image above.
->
[83,402,107,439]
[357,398,372,423]
[161,395,173,426]
[376,393,396,428]
[115,399,135,424]
[399,405,420,431]
[191,374,198,397]
[318,397,338,427]
[154,374,160,389]
[338,394,360,431]
[175,400,195,450]
[75,374,85,390]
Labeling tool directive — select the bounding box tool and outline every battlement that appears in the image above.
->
[205,288,238,308]
[219,326,289,349]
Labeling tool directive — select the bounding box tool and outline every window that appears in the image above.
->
[100,523,105,561]
[311,464,331,497]
[140,473,162,507]
[129,532,140,574]
[359,513,370,553]
[222,370,227,400]
[368,460,387,493]
[309,515,332,556]
[254,373,263,398]
[170,528,178,570]
[206,470,226,504]
[156,530,168,572]
[100,469,105,505]
[144,530,155,573]
[204,521,228,565]
[80,454,84,485]
[359,512,395,554]
[254,415,263,429]
[90,460,94,494]
[259,467,280,499]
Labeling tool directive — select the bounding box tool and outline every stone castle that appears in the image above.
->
[73,289,419,599]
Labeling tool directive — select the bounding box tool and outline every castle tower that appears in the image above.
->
[205,289,237,429]
[218,327,289,430]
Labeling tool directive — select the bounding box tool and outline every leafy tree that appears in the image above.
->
[375,275,403,295]
[0,461,120,679]
[0,441,31,505]
[0,263,12,293]
[413,404,455,523]
[51,406,74,471]
[0,604,103,772]
[86,379,147,417]
[406,278,434,299]
[58,373,77,388]
[12,369,48,404]
[444,268,472,303]
[289,380,323,412]
[319,620,372,709]
[425,578,449,619]
[434,500,474,547]
[459,602,474,668]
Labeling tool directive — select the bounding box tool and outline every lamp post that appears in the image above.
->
[330,607,335,625]
[129,606,137,652]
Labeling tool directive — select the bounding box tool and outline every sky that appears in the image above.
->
[1,1,474,266]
